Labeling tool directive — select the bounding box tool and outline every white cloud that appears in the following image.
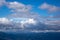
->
[27,18,36,24]
[0,0,6,6]
[7,1,32,13]
[30,30,60,33]
[42,19,60,25]
[0,18,10,24]
[39,3,60,12]
[19,18,37,29]
[0,1,60,32]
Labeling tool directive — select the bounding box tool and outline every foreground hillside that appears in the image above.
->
[0,32,60,40]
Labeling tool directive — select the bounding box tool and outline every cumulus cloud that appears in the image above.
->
[43,19,60,25]
[7,1,32,13]
[0,1,60,32]
[20,18,36,25]
[6,9,60,30]
[39,3,60,12]
[0,0,6,6]
[8,12,41,29]
[20,18,37,28]
[0,18,10,24]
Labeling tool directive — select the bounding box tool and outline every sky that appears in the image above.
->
[0,0,60,17]
[0,0,60,32]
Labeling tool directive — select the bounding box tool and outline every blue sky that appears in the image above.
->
[0,0,60,17]
[0,0,60,31]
